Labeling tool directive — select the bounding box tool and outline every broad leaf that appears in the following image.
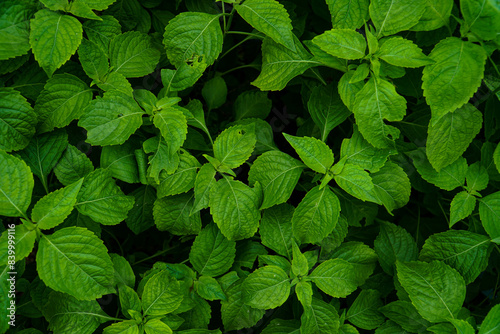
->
[234,90,272,120]
[82,15,121,56]
[32,179,83,230]
[189,223,236,277]
[209,177,261,241]
[380,301,431,333]
[0,88,37,152]
[252,36,319,91]
[125,185,155,235]
[450,191,477,227]
[0,223,36,266]
[78,90,143,146]
[479,191,500,243]
[109,31,160,78]
[312,29,366,60]
[161,58,207,93]
[0,0,36,60]
[243,265,291,309]
[35,73,93,134]
[259,204,294,258]
[422,37,487,123]
[326,0,369,29]
[466,161,489,192]
[101,142,140,184]
[29,9,83,77]
[157,150,200,197]
[235,0,295,51]
[369,0,427,37]
[352,77,407,149]
[346,290,385,330]
[202,75,227,110]
[301,297,340,334]
[333,164,380,203]
[214,123,256,169]
[142,270,183,316]
[411,0,453,31]
[248,151,304,209]
[338,70,365,111]
[420,230,491,284]
[143,136,179,183]
[153,192,201,235]
[195,276,226,301]
[426,104,482,171]
[163,12,223,67]
[461,0,500,40]
[283,133,334,174]
[103,320,140,334]
[371,162,411,213]
[479,304,500,334]
[111,254,135,288]
[153,106,188,156]
[221,280,265,331]
[308,82,351,142]
[192,163,217,214]
[377,37,434,68]
[292,185,340,244]
[374,221,418,275]
[54,144,94,186]
[37,227,115,300]
[78,38,109,81]
[76,168,135,225]
[396,260,466,323]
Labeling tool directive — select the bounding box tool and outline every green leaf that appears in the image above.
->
[35,73,93,134]
[153,192,201,235]
[338,70,365,111]
[0,224,36,266]
[103,320,140,334]
[309,258,367,298]
[377,37,434,68]
[29,9,83,77]
[369,0,427,37]
[371,162,411,213]
[292,242,309,277]
[54,144,94,186]
[305,39,349,72]
[479,304,500,334]
[101,142,140,184]
[143,136,178,183]
[78,38,109,81]
[426,104,482,171]
[340,125,391,173]
[411,0,453,31]
[97,71,133,95]
[352,77,407,149]
[233,118,278,155]
[325,0,369,29]
[32,179,83,230]
[209,177,261,241]
[235,0,295,51]
[111,254,135,288]
[242,265,290,309]
[234,90,272,120]
[109,31,160,78]
[76,168,135,225]
[153,106,188,156]
[43,292,107,334]
[202,76,227,110]
[163,12,223,67]
[450,191,477,227]
[295,280,313,308]
[346,289,385,330]
[466,161,489,192]
[214,123,256,169]
[422,37,487,122]
[479,191,500,243]
[161,58,207,93]
[380,301,431,333]
[221,280,265,331]
[78,90,143,146]
[37,227,115,300]
[83,15,121,56]
[252,36,318,91]
[420,230,491,284]
[261,319,300,334]
[312,29,366,60]
[461,0,500,41]
[330,241,377,276]
[191,163,217,214]
[333,164,380,203]
[283,133,334,174]
[396,260,466,323]
[195,276,226,301]
[189,223,236,277]
[0,0,36,60]
[2,88,35,153]
[248,151,304,209]
[308,82,351,142]
[142,270,183,316]
[300,297,340,334]
[259,204,294,258]
[374,221,418,275]
[157,150,200,197]
[125,185,155,234]
[292,185,340,244]
[409,148,468,191]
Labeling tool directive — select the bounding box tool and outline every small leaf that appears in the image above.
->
[466,161,489,192]
[221,280,265,331]
[202,76,227,110]
[196,276,226,301]
[153,192,201,235]
[450,191,477,227]
[461,0,500,41]
[82,15,121,56]
[29,9,83,77]
[78,38,109,81]
[0,0,36,60]
[125,185,155,235]
[54,144,94,186]
[326,0,369,29]
[333,164,380,203]
[153,106,188,156]
[161,58,207,93]
[192,163,217,214]
[235,0,295,51]
[0,224,36,266]
[157,151,199,197]
[396,260,466,323]
[377,37,434,68]
[369,0,427,37]
[371,162,411,214]
[346,290,385,330]
[214,123,256,169]
[143,136,179,183]
[292,242,309,277]
[380,301,431,333]
[479,304,500,334]
[300,297,340,334]
[312,29,366,60]
[259,204,294,258]
[283,133,334,174]
[411,0,453,31]
[142,270,183,316]
[37,227,115,300]
[479,191,500,243]
[234,90,272,120]
[242,265,291,309]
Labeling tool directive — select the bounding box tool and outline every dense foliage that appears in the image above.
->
[1,0,500,333]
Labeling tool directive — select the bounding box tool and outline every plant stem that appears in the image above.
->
[220,64,261,76]
[226,31,265,39]
[132,247,174,266]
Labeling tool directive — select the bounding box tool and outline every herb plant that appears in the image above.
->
[1,0,500,333]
